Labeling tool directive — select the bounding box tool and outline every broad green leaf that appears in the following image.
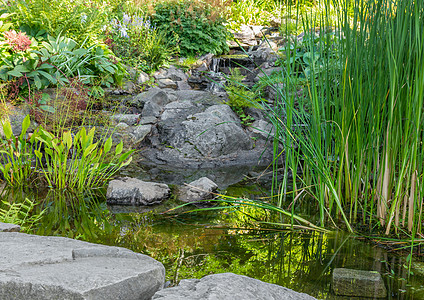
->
[120,156,133,167]
[7,70,22,77]
[34,75,42,90]
[115,141,123,155]
[2,119,13,139]
[118,151,132,163]
[40,105,55,113]
[34,149,43,160]
[20,115,31,138]
[63,131,72,149]
[103,137,112,153]
[83,143,98,157]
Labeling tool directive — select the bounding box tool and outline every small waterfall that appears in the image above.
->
[210,57,221,73]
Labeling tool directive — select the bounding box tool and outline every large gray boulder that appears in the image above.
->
[332,268,387,298]
[152,273,316,300]
[131,88,170,110]
[158,104,252,159]
[106,177,170,205]
[0,232,165,300]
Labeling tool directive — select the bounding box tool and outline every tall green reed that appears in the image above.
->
[268,0,424,235]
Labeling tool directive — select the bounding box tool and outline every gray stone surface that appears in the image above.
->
[332,268,387,298]
[0,232,165,300]
[110,114,140,126]
[132,125,152,143]
[0,222,20,232]
[152,273,316,300]
[249,119,275,141]
[158,104,252,159]
[157,79,177,90]
[131,88,170,109]
[106,177,170,205]
[161,101,195,121]
[232,24,257,46]
[178,177,218,204]
[137,71,150,85]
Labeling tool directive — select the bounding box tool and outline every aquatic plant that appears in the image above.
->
[0,115,133,192]
[264,0,424,237]
[34,126,133,192]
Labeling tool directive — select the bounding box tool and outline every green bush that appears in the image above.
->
[3,0,110,46]
[152,0,229,57]
[105,13,174,73]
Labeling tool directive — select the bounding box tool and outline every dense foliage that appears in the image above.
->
[152,0,229,56]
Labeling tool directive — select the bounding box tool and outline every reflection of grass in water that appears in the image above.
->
[3,186,421,298]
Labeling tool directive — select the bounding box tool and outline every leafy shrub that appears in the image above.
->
[0,28,125,103]
[3,0,110,46]
[225,68,259,125]
[105,13,174,73]
[35,126,134,192]
[226,0,280,30]
[152,0,229,56]
[278,30,343,80]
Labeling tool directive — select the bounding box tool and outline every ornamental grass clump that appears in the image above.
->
[261,0,424,238]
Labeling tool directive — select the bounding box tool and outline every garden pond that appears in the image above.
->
[1,164,423,300]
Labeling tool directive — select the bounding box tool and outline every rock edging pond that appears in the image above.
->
[0,224,317,300]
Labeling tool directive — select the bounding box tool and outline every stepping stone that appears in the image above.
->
[332,268,387,298]
[0,232,165,299]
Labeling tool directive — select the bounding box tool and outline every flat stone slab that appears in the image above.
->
[0,223,21,232]
[152,273,317,300]
[0,232,165,300]
[332,268,387,298]
[106,177,170,206]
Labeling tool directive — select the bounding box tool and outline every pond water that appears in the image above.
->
[1,170,424,300]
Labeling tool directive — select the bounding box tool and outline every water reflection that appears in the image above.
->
[1,187,423,299]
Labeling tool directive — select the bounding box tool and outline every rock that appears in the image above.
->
[165,66,188,82]
[131,88,170,109]
[110,114,140,126]
[157,78,177,89]
[178,177,218,203]
[109,80,137,95]
[332,268,387,298]
[139,116,157,125]
[158,104,252,159]
[0,222,21,232]
[152,273,316,300]
[177,80,192,90]
[142,101,162,118]
[106,177,170,205]
[233,24,257,46]
[115,122,129,131]
[137,71,150,85]
[0,232,165,300]
[161,101,195,121]
[251,25,264,38]
[249,119,275,141]
[132,125,152,142]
